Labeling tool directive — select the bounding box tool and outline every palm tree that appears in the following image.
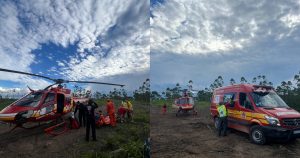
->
[240,77,247,84]
[188,80,193,91]
[252,77,257,84]
[230,78,236,85]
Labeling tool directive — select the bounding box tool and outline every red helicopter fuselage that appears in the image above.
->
[0,86,86,124]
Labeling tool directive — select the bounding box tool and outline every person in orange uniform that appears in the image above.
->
[106,99,116,127]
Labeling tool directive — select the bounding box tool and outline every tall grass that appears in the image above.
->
[0,99,16,110]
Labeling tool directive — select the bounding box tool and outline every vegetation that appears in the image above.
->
[0,99,16,110]
[0,80,150,158]
[79,100,149,158]
[151,72,300,110]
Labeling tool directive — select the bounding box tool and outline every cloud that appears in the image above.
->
[0,0,149,91]
[150,0,300,91]
[151,0,300,55]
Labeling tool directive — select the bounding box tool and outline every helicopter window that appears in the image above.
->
[43,93,55,103]
[179,98,186,104]
[15,92,43,107]
[189,98,194,104]
[179,98,192,104]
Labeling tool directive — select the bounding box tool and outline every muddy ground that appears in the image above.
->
[150,105,300,158]
[0,103,149,158]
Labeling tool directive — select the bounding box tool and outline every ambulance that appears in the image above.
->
[210,84,300,144]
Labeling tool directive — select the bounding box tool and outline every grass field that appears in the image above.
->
[0,99,16,110]
[0,98,150,158]
[151,99,210,110]
[79,100,149,158]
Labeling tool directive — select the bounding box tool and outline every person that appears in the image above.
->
[95,110,106,126]
[85,99,98,141]
[118,104,127,123]
[162,104,167,115]
[217,102,228,137]
[74,101,86,127]
[106,99,116,127]
[125,99,133,122]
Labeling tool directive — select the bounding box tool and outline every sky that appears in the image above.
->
[0,0,149,95]
[150,0,300,92]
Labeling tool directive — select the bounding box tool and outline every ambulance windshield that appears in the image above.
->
[250,92,288,108]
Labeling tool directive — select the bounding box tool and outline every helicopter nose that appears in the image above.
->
[0,113,17,122]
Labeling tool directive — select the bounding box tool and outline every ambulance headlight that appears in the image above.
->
[265,115,280,126]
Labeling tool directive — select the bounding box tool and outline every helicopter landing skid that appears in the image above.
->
[9,123,41,132]
[44,121,68,136]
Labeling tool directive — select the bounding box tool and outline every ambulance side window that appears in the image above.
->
[239,93,253,110]
[224,93,235,107]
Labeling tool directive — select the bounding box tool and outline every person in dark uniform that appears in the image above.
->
[85,99,98,141]
[74,101,86,127]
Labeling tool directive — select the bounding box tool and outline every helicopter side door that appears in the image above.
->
[39,92,56,117]
[57,93,65,114]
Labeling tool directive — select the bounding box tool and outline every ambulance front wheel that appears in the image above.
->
[250,125,266,145]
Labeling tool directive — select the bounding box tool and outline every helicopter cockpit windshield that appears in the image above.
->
[179,97,194,105]
[15,92,43,107]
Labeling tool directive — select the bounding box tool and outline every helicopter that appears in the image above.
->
[0,68,124,135]
[172,89,198,116]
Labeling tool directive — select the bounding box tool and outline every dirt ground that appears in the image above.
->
[0,103,149,158]
[150,105,300,158]
[0,121,86,158]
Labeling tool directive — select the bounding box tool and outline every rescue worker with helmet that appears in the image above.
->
[217,102,228,137]
[106,99,116,127]
[85,99,98,141]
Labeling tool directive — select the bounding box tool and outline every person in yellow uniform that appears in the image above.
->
[217,102,228,137]
[126,99,133,122]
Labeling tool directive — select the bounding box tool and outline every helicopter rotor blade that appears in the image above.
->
[0,68,125,87]
[66,80,125,87]
[0,68,55,82]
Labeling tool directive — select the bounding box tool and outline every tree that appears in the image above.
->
[254,75,272,86]
[188,80,193,91]
[294,72,300,94]
[209,76,224,91]
[252,77,257,84]
[230,78,236,85]
[133,78,150,101]
[240,77,247,84]
[151,91,162,100]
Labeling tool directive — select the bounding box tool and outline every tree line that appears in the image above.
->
[74,78,150,102]
[151,72,300,109]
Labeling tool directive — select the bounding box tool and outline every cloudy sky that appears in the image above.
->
[0,0,149,94]
[151,0,300,91]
